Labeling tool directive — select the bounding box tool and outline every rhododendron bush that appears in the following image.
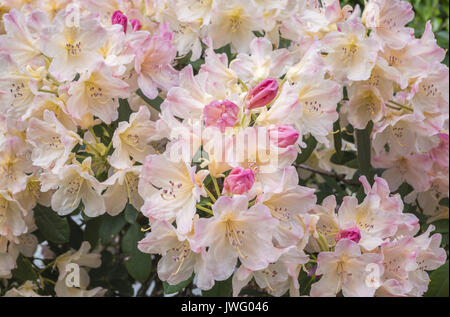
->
[0,0,448,298]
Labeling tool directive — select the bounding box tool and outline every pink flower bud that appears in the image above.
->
[335,226,361,243]
[203,100,239,132]
[112,10,127,33]
[246,78,278,110]
[269,124,299,148]
[223,167,255,195]
[130,19,142,31]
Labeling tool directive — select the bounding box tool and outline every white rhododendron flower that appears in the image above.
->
[40,158,106,217]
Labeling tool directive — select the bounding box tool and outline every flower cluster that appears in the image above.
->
[0,0,448,297]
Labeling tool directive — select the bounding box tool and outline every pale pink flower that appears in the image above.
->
[378,23,445,88]
[409,63,449,118]
[199,41,238,94]
[4,281,45,297]
[26,110,82,173]
[362,0,414,50]
[230,37,293,86]
[0,248,17,278]
[0,190,28,239]
[66,61,130,124]
[255,82,302,126]
[259,167,316,248]
[39,157,106,217]
[294,72,342,146]
[0,9,44,67]
[344,85,386,129]
[0,54,39,121]
[134,23,178,99]
[336,176,404,251]
[321,13,379,83]
[109,106,156,169]
[161,65,213,120]
[377,225,446,297]
[138,220,214,290]
[373,152,434,192]
[138,154,208,234]
[102,166,143,216]
[0,137,32,195]
[430,133,449,169]
[377,237,418,296]
[54,241,105,297]
[232,246,309,297]
[310,239,383,297]
[39,11,107,81]
[194,195,280,280]
[208,0,264,53]
[372,114,420,156]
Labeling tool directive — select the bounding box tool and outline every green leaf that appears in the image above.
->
[330,151,357,166]
[99,213,127,244]
[136,89,163,112]
[333,120,343,159]
[355,121,373,178]
[121,223,152,282]
[34,205,70,244]
[202,277,232,297]
[163,273,194,295]
[429,219,449,234]
[124,204,139,224]
[425,261,449,297]
[296,135,317,164]
[68,217,83,250]
[118,98,132,122]
[12,255,38,283]
[83,217,102,249]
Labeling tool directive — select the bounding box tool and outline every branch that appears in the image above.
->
[295,164,361,186]
[137,273,155,297]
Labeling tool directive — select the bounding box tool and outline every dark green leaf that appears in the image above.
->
[124,204,139,224]
[355,121,373,178]
[296,135,317,164]
[118,98,132,122]
[425,261,449,297]
[136,89,163,112]
[121,223,152,282]
[12,255,38,283]
[333,120,343,159]
[163,273,194,295]
[429,219,449,234]
[68,217,83,249]
[83,217,102,249]
[99,213,127,244]
[330,151,357,166]
[34,205,70,244]
[202,277,232,297]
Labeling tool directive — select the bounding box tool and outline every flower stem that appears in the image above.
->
[388,100,414,112]
[38,89,58,96]
[204,186,217,203]
[196,204,213,215]
[211,176,221,198]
